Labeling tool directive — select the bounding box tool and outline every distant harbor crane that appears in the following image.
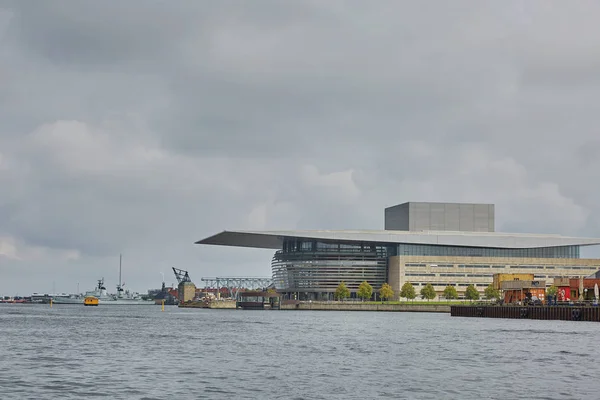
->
[172,267,192,284]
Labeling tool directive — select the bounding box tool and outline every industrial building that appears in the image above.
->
[197,202,600,300]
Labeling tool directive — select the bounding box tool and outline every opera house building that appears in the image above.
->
[197,202,600,300]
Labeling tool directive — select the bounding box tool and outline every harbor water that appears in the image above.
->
[1,305,599,399]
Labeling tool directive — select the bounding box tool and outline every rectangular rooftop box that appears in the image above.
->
[384,202,495,232]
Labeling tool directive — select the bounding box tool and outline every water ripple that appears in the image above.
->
[1,305,600,399]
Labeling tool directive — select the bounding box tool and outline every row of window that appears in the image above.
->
[406,273,494,278]
[283,240,583,259]
[509,265,594,270]
[282,240,386,254]
[409,264,510,269]
[405,264,598,270]
[410,282,489,287]
[394,244,580,259]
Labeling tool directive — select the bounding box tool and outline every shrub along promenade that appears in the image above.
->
[278,280,498,312]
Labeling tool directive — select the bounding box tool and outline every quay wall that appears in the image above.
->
[179,300,236,309]
[280,302,450,313]
[209,301,237,309]
[451,305,600,322]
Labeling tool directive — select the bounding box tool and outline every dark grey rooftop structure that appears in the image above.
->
[384,202,495,232]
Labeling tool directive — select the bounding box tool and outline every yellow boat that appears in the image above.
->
[84,296,99,306]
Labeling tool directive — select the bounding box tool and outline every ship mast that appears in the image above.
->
[117,254,124,296]
[119,254,122,289]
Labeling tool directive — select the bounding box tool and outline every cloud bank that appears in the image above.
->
[1,1,600,294]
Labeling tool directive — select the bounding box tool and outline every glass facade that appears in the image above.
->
[272,239,388,300]
[271,238,585,299]
[391,244,580,259]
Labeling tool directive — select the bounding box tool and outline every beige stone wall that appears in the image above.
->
[388,255,600,299]
[388,256,402,298]
[179,282,196,302]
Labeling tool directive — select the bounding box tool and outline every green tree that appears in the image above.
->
[484,284,500,300]
[443,285,458,300]
[357,281,373,301]
[465,285,480,301]
[546,285,558,297]
[334,282,350,301]
[399,282,416,301]
[379,283,395,302]
[420,283,437,301]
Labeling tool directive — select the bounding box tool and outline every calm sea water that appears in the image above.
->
[1,304,599,399]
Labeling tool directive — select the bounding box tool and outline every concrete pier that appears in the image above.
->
[179,300,236,309]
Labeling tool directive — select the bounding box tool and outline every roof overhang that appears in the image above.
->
[196,229,600,250]
[197,230,283,249]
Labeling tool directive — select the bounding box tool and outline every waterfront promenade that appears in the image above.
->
[280,301,451,313]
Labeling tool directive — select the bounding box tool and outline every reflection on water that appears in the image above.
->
[1,305,600,399]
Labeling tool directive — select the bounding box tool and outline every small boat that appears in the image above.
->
[84,296,99,306]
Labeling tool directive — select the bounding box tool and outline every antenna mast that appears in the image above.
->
[117,254,124,294]
[119,254,122,288]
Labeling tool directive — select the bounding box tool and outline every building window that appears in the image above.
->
[396,244,580,259]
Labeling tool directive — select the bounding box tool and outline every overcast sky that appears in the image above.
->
[2,1,600,295]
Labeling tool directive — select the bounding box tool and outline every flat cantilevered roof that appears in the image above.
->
[196,229,600,250]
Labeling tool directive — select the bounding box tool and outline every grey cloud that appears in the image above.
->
[4,1,201,66]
